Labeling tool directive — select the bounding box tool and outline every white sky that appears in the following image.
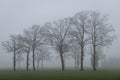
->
[0,0,120,68]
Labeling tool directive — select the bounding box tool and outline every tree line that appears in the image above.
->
[2,10,115,71]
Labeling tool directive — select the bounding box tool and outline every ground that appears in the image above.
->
[0,70,120,80]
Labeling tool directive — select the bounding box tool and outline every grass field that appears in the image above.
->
[0,70,120,80]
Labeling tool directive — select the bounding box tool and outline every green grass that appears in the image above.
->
[0,70,120,80]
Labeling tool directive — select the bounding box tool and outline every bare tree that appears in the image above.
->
[35,45,50,70]
[90,46,105,69]
[16,52,24,69]
[69,42,81,69]
[24,25,44,71]
[87,11,115,71]
[70,11,90,71]
[18,35,31,71]
[2,35,22,71]
[44,19,72,71]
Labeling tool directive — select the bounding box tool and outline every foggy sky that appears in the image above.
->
[0,0,120,68]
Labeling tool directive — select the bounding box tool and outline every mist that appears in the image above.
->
[0,0,120,70]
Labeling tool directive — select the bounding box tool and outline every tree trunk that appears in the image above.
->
[60,53,65,71]
[13,51,16,71]
[18,61,21,69]
[75,60,77,68]
[33,50,36,71]
[80,46,84,71]
[77,52,80,69]
[75,55,77,68]
[26,52,29,71]
[37,61,40,70]
[93,44,97,71]
[41,59,43,70]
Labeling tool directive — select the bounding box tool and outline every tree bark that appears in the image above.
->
[13,51,16,71]
[60,52,65,71]
[26,52,29,71]
[93,44,97,71]
[93,23,97,71]
[33,50,36,71]
[80,46,84,71]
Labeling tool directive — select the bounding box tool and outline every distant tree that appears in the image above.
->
[69,42,81,69]
[90,46,105,69]
[102,57,120,69]
[16,53,24,69]
[35,45,50,69]
[69,11,90,71]
[23,25,45,71]
[18,35,31,71]
[87,11,115,71]
[2,35,22,71]
[44,19,72,71]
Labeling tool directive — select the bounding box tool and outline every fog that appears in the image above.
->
[0,0,120,69]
